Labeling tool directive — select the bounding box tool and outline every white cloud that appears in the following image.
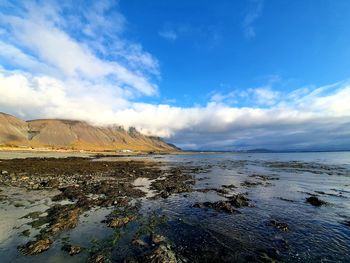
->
[210,91,237,105]
[209,77,280,106]
[0,41,47,72]
[0,0,350,151]
[0,69,350,150]
[243,0,264,39]
[159,30,178,41]
[250,87,279,105]
[0,0,158,96]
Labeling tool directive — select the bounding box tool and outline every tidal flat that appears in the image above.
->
[0,152,350,262]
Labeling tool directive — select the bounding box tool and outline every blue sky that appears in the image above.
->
[0,0,350,150]
[121,0,350,107]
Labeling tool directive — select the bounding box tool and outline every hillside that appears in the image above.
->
[0,112,179,152]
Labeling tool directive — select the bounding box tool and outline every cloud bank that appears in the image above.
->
[0,0,350,151]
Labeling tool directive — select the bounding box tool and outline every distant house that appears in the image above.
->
[118,149,133,153]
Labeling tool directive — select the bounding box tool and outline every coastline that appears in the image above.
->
[0,152,349,262]
[0,148,236,160]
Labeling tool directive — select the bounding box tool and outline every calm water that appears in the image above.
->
[141,152,350,262]
[1,152,350,262]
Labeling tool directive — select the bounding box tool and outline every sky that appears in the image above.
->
[0,0,350,151]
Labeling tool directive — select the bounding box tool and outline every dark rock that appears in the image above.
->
[193,194,251,214]
[196,187,230,195]
[228,194,250,208]
[151,166,195,198]
[214,188,230,195]
[62,244,82,255]
[241,180,263,187]
[306,196,327,206]
[268,220,289,232]
[222,184,237,189]
[132,238,148,247]
[45,179,60,188]
[106,216,135,228]
[130,244,178,263]
[89,254,107,263]
[13,202,25,207]
[197,177,210,181]
[249,174,280,181]
[46,205,81,234]
[151,234,166,244]
[21,229,31,237]
[193,201,237,213]
[277,197,295,203]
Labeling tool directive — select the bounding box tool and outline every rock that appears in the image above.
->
[213,188,230,195]
[133,244,178,263]
[31,184,40,190]
[228,194,250,208]
[277,197,295,203]
[151,234,166,244]
[43,179,60,188]
[241,181,262,187]
[107,216,135,228]
[132,238,148,247]
[160,191,170,198]
[268,220,289,232]
[21,229,31,237]
[193,194,250,214]
[151,168,195,199]
[19,239,52,255]
[1,170,8,175]
[62,244,82,255]
[193,201,237,213]
[20,176,29,181]
[222,184,237,189]
[306,196,327,206]
[89,254,107,263]
[212,201,237,213]
[46,205,81,234]
[13,202,25,207]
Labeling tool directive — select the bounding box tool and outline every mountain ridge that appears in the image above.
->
[0,112,179,152]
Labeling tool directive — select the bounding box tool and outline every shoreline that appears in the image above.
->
[0,153,349,262]
[0,149,236,160]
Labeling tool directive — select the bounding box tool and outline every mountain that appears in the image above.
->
[0,112,179,152]
[0,112,29,145]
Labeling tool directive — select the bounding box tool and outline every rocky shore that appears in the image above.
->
[0,156,213,262]
[0,155,349,262]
